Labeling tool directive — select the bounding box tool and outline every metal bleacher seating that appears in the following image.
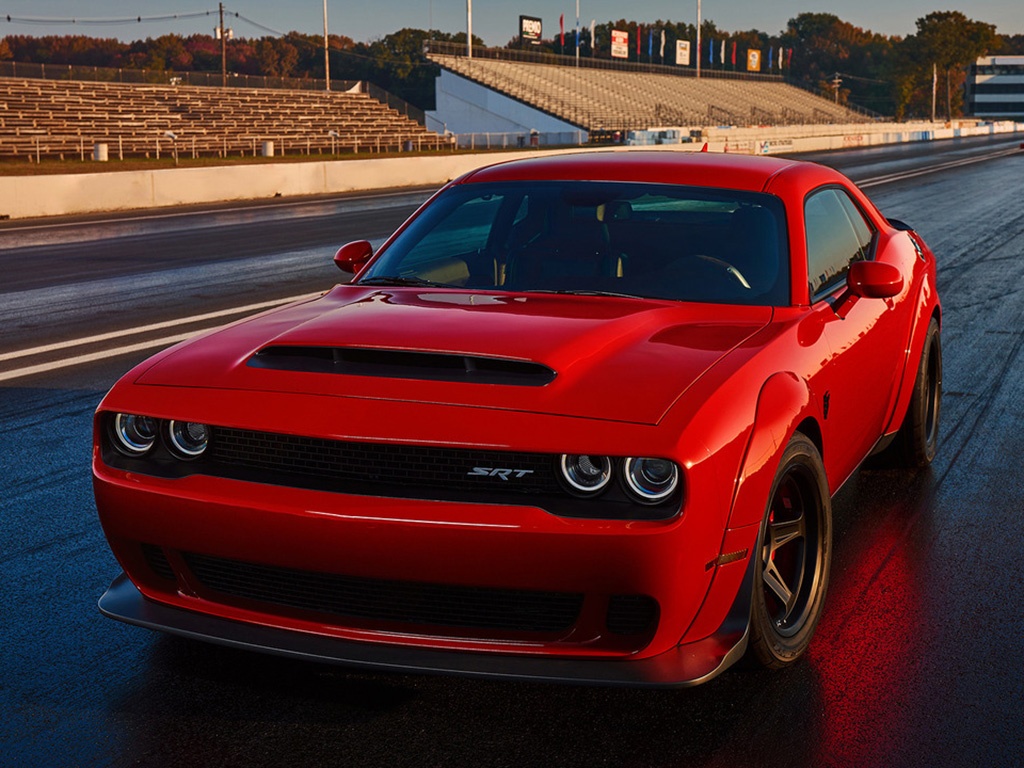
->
[0,77,450,160]
[429,54,871,130]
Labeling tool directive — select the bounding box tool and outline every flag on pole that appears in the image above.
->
[768,46,773,69]
[787,48,793,67]
[778,46,783,69]
[708,38,713,64]
[720,39,725,64]
[648,28,653,59]
[590,20,595,54]
[560,14,564,48]
[637,25,641,56]
[731,41,736,66]
[660,29,665,59]
[575,0,580,59]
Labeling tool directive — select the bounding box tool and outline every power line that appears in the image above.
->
[226,9,440,70]
[2,11,216,26]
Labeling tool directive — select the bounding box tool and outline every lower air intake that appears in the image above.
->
[183,552,584,633]
[606,594,659,635]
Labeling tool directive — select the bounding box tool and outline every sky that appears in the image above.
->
[1,1,1020,46]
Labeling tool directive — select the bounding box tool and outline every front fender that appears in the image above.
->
[883,277,940,436]
[680,371,819,643]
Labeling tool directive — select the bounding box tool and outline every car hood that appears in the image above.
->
[136,286,773,425]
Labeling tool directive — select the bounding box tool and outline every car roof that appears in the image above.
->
[458,150,813,193]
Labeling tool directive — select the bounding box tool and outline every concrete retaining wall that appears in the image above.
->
[701,120,1024,155]
[1,120,1022,220]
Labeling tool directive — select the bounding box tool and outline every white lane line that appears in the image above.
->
[0,330,198,383]
[858,147,1021,188]
[0,291,320,364]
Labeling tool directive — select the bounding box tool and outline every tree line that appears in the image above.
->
[2,11,1021,119]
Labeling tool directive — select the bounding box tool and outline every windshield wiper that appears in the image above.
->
[520,288,649,299]
[358,276,458,289]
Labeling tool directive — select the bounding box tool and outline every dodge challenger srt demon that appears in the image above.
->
[94,151,941,687]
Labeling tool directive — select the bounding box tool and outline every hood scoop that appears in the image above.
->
[248,345,556,387]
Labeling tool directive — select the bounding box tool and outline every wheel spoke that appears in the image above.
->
[770,516,805,551]
[763,560,794,609]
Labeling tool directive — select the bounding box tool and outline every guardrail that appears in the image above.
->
[0,61,350,92]
[448,131,587,149]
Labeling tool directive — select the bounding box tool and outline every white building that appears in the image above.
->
[967,55,1024,120]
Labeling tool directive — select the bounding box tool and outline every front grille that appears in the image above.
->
[210,427,561,495]
[184,552,584,633]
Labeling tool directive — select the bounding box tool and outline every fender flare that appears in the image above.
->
[884,284,941,436]
[680,371,821,645]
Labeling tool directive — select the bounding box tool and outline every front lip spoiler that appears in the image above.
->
[99,573,748,689]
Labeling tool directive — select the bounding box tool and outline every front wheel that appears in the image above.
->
[897,317,942,467]
[747,432,832,669]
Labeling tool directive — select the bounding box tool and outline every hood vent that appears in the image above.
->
[248,345,556,386]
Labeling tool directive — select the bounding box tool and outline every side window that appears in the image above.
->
[836,192,875,253]
[805,188,873,300]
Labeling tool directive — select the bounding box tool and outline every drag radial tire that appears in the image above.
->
[747,432,832,669]
[897,317,942,467]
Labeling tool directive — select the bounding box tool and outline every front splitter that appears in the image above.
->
[99,572,748,688]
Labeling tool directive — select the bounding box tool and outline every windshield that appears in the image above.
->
[359,180,790,306]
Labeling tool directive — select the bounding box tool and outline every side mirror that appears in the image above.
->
[847,260,903,299]
[334,240,373,274]
[887,218,914,232]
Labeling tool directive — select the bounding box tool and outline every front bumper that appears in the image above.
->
[100,572,749,688]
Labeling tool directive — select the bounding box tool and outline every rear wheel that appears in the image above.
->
[897,317,942,467]
[747,433,832,669]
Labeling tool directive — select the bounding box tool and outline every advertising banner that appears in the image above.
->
[747,49,761,72]
[520,15,542,44]
[612,29,628,59]
[675,39,690,66]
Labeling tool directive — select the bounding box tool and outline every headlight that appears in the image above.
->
[559,454,612,494]
[623,457,679,503]
[113,413,158,455]
[168,420,210,458]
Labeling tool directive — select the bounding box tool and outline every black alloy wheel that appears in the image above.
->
[901,317,942,467]
[748,432,832,669]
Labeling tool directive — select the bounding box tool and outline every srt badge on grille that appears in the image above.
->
[467,467,536,481]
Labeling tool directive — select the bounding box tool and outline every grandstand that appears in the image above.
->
[0,77,451,160]
[428,52,871,132]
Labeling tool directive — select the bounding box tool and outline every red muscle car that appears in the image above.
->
[94,151,941,687]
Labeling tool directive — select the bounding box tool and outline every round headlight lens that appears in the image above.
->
[113,413,158,455]
[560,454,612,494]
[168,420,209,458]
[623,457,679,503]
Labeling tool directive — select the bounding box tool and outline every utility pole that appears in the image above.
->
[323,0,330,91]
[696,0,701,79]
[467,0,472,59]
[832,72,842,104]
[219,2,226,86]
[931,63,937,122]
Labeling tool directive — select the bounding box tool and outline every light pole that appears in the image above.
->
[467,0,472,59]
[323,0,330,91]
[219,2,226,85]
[696,0,701,79]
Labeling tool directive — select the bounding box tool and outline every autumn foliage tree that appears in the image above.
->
[893,12,998,120]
